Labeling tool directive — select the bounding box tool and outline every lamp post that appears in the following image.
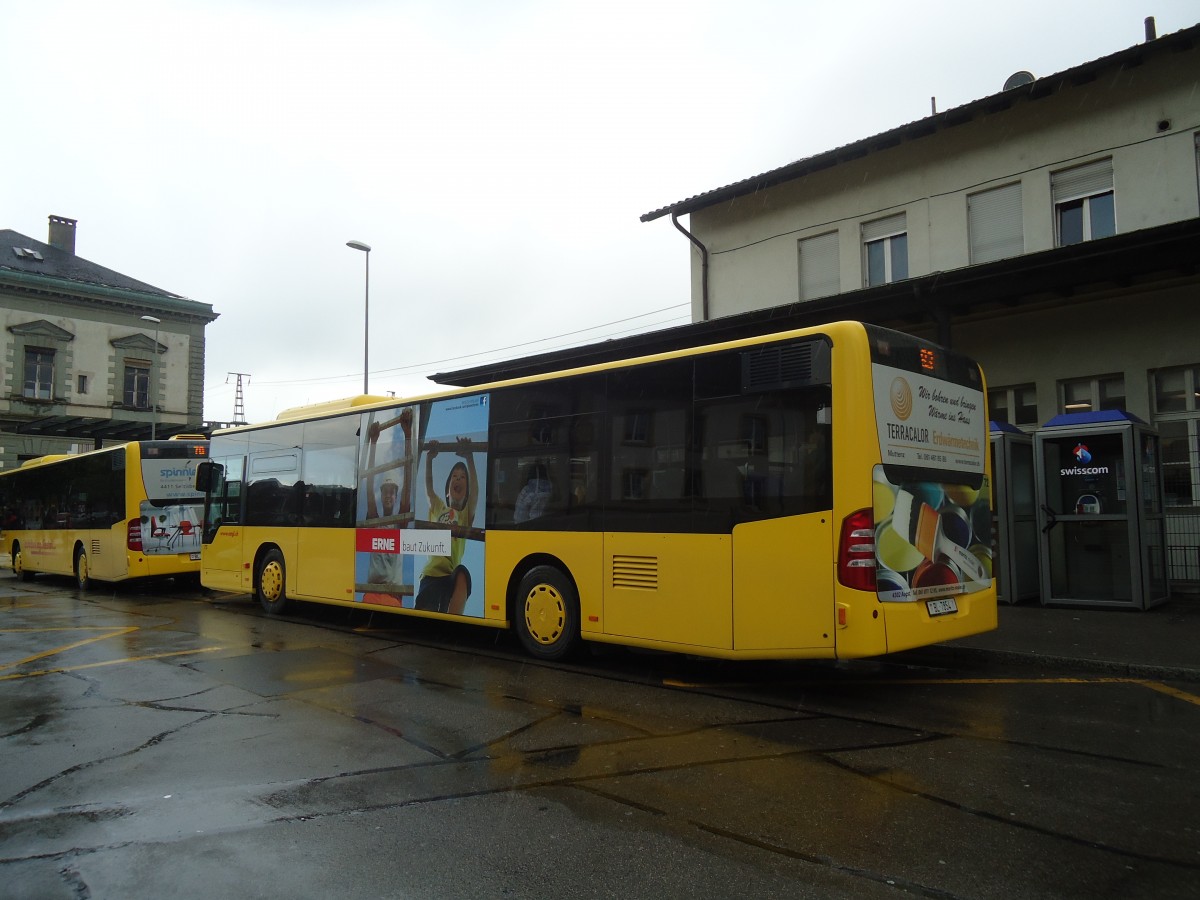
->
[346,240,371,395]
[140,315,161,439]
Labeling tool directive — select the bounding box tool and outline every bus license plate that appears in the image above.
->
[926,597,958,617]
[189,552,201,561]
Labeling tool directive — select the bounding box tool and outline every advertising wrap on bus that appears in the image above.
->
[353,393,489,616]
[871,362,991,606]
[138,458,205,556]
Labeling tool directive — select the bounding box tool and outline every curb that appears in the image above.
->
[896,644,1200,683]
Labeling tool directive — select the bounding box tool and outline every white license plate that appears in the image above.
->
[926,597,958,617]
[189,553,201,561]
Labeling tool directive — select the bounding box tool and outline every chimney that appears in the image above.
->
[1145,16,1157,41]
[48,215,77,254]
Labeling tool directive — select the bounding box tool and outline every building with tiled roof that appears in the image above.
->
[1,215,220,466]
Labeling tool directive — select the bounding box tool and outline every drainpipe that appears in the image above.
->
[671,211,710,321]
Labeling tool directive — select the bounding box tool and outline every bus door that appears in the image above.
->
[729,408,836,654]
[244,449,301,590]
[200,455,247,593]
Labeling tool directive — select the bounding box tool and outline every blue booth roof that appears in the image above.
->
[989,420,1025,433]
[1042,409,1147,427]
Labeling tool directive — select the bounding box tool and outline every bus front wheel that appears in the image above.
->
[13,544,34,582]
[256,549,289,615]
[514,565,580,661]
[74,547,92,591]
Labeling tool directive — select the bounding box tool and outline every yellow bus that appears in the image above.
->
[195,321,996,660]
[0,437,210,589]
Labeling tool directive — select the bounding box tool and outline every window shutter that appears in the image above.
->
[1051,158,1113,203]
[862,213,906,242]
[798,231,839,300]
[968,183,1023,263]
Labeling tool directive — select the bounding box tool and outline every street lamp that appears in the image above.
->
[346,240,371,394]
[140,315,161,439]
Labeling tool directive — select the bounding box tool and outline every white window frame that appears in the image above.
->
[1058,373,1125,414]
[1151,365,1200,507]
[862,213,907,287]
[988,383,1038,429]
[1052,158,1115,246]
[124,360,152,409]
[23,347,55,400]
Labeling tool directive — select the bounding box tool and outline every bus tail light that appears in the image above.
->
[837,508,877,592]
[127,519,143,552]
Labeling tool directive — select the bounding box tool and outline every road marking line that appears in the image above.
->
[663,675,1200,707]
[1141,681,1200,706]
[0,626,138,671]
[0,646,225,681]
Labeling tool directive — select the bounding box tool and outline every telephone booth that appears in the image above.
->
[1033,410,1169,609]
[990,421,1039,604]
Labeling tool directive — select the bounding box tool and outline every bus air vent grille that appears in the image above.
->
[611,555,658,591]
[90,540,101,555]
[742,341,818,391]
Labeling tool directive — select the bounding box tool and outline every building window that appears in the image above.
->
[1152,365,1200,507]
[1059,373,1125,414]
[124,362,151,409]
[968,183,1023,263]
[622,410,651,445]
[862,214,907,287]
[988,384,1038,428]
[798,231,839,300]
[23,348,55,400]
[1051,158,1115,246]
[77,374,89,395]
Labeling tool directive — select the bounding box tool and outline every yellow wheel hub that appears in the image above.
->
[524,583,566,646]
[261,562,283,601]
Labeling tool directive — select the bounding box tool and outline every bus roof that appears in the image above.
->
[18,454,74,470]
[216,320,885,436]
[4,437,210,475]
[275,394,395,422]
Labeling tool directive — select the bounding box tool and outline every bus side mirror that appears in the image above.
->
[195,461,223,492]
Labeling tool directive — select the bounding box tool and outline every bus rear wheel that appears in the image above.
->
[13,544,34,582]
[256,549,289,615]
[74,547,92,591]
[514,565,580,661]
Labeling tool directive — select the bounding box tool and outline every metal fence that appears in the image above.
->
[1167,507,1200,591]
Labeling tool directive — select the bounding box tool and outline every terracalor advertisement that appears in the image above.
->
[871,363,991,607]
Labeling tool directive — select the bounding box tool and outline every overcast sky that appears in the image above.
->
[4,1,1197,424]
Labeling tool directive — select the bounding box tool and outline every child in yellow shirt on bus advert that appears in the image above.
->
[412,395,488,617]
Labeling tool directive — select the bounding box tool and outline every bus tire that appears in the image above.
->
[514,565,580,661]
[13,544,34,582]
[74,546,92,591]
[256,549,289,615]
